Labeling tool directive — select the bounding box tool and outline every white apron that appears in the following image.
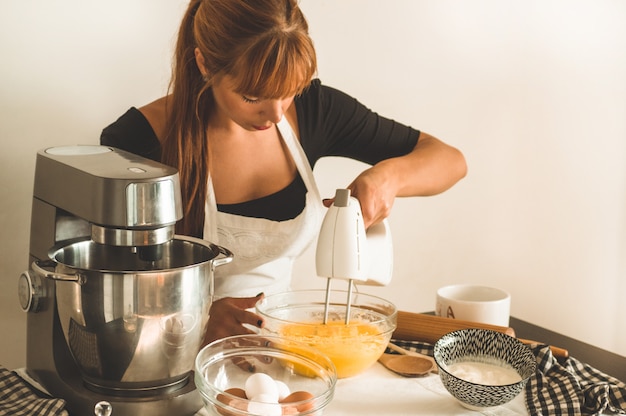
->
[202,117,324,298]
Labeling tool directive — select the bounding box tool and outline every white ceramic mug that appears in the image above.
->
[435,284,511,327]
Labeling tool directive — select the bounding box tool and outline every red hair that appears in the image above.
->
[162,0,317,237]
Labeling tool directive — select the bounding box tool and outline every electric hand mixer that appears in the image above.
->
[315,189,393,324]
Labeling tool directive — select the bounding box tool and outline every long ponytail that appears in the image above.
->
[162,0,212,237]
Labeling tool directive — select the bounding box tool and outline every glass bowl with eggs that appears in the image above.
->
[195,334,337,416]
[433,328,537,410]
[255,289,398,379]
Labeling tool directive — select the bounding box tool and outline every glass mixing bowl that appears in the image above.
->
[256,290,397,378]
[195,334,337,416]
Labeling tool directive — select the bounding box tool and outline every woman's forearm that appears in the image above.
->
[375,132,467,197]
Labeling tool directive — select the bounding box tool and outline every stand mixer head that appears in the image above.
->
[18,145,232,415]
[315,189,393,324]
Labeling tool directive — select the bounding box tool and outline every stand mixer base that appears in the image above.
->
[25,369,203,416]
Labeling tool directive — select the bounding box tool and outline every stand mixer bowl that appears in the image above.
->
[32,235,232,396]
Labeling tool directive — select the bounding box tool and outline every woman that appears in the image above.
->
[101,0,467,344]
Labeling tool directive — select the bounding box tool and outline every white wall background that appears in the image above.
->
[1,1,624,370]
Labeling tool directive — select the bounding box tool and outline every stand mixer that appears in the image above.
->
[315,188,394,324]
[17,145,233,416]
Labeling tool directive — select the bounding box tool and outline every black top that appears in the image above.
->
[101,79,420,221]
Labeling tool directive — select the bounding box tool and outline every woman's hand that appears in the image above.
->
[202,293,265,345]
[323,169,394,229]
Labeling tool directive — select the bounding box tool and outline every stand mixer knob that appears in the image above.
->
[17,271,42,313]
[94,401,113,416]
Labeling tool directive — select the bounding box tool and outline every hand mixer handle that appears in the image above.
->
[360,219,393,286]
[315,189,368,281]
[315,189,393,286]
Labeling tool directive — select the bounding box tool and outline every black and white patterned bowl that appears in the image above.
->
[433,329,537,410]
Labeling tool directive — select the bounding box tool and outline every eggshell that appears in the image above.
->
[245,373,279,402]
[247,400,282,416]
[223,388,247,398]
[275,380,291,401]
[215,388,248,416]
[250,393,278,404]
[279,391,315,413]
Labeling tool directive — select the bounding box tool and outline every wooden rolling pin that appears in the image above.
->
[392,311,569,360]
[393,310,516,344]
[517,338,569,360]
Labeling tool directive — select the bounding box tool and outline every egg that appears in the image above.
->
[279,391,315,413]
[275,380,291,401]
[215,388,248,416]
[223,387,247,398]
[247,400,282,416]
[250,393,278,404]
[245,373,280,402]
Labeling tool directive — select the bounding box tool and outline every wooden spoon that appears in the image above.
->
[378,342,438,377]
[378,353,435,377]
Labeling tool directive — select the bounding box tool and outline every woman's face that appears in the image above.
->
[211,75,295,132]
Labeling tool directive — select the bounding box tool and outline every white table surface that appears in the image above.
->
[322,363,527,416]
[19,362,612,416]
[195,362,528,416]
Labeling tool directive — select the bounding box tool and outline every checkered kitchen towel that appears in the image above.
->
[390,339,626,416]
[0,366,67,416]
[526,345,626,416]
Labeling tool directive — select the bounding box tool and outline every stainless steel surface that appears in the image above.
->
[344,279,354,325]
[18,271,43,312]
[94,401,112,416]
[20,145,232,415]
[323,278,356,325]
[91,223,175,247]
[33,234,233,393]
[33,145,182,230]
